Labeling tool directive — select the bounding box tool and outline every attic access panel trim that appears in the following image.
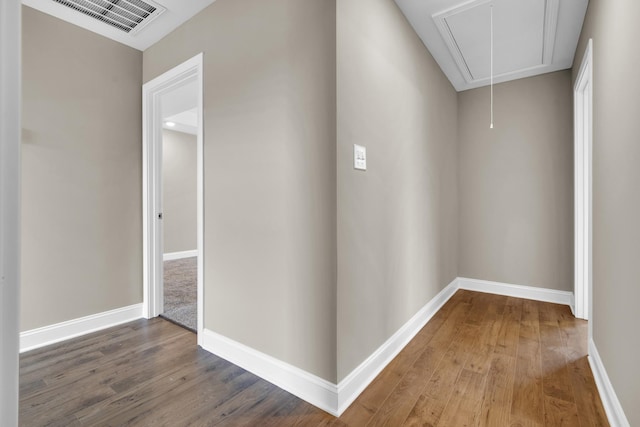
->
[432,0,560,86]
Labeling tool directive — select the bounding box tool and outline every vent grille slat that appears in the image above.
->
[103,10,139,28]
[119,0,155,15]
[52,0,162,34]
[86,0,148,23]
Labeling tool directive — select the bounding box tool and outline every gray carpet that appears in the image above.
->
[161,257,197,332]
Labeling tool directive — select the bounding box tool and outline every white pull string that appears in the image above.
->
[490,4,494,129]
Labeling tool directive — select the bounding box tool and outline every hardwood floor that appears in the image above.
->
[19,290,609,426]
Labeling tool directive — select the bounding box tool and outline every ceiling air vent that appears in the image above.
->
[52,0,166,34]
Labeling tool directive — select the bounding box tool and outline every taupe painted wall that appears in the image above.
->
[573,0,640,423]
[143,0,337,381]
[162,130,197,254]
[21,6,143,331]
[20,0,587,393]
[0,0,21,422]
[458,72,574,292]
[337,0,459,380]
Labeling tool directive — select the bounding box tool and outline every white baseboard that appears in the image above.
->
[201,328,339,416]
[457,277,573,307]
[20,275,578,417]
[17,273,593,420]
[336,278,458,415]
[20,303,143,353]
[163,250,197,261]
[569,302,576,316]
[588,339,630,427]
[200,278,459,416]
[200,277,577,416]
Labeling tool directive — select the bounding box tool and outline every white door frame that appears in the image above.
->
[0,0,21,424]
[574,39,593,328]
[142,53,204,345]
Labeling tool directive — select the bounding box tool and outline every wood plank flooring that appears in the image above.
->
[19,290,609,426]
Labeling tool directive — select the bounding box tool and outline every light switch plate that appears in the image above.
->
[354,144,366,171]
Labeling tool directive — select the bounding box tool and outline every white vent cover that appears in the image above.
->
[51,0,166,34]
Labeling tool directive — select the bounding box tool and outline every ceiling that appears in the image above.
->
[23,0,588,88]
[163,109,198,135]
[161,78,198,135]
[22,0,217,51]
[161,78,198,118]
[395,0,589,91]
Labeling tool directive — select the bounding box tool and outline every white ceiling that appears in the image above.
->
[395,0,589,91]
[22,0,217,51]
[161,78,198,118]
[163,109,198,135]
[24,0,588,89]
[161,78,198,135]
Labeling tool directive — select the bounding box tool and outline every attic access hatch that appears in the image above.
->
[52,0,165,34]
[394,0,589,91]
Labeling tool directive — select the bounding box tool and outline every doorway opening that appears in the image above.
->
[574,39,592,331]
[143,53,204,345]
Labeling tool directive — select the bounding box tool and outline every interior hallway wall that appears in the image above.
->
[458,71,574,292]
[21,6,143,331]
[0,0,21,423]
[337,0,459,381]
[162,129,197,254]
[143,0,337,382]
[573,0,640,423]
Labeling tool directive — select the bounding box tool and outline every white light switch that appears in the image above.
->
[354,144,367,171]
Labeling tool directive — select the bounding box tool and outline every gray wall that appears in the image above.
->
[458,72,574,291]
[21,6,143,331]
[162,130,197,254]
[337,0,459,381]
[19,0,588,394]
[0,0,21,423]
[143,0,337,382]
[573,0,640,423]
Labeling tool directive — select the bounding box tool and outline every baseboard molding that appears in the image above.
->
[588,339,630,427]
[18,276,585,417]
[200,278,460,416]
[336,278,459,414]
[200,277,576,416]
[201,328,339,416]
[20,303,143,353]
[163,250,197,261]
[457,277,574,306]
